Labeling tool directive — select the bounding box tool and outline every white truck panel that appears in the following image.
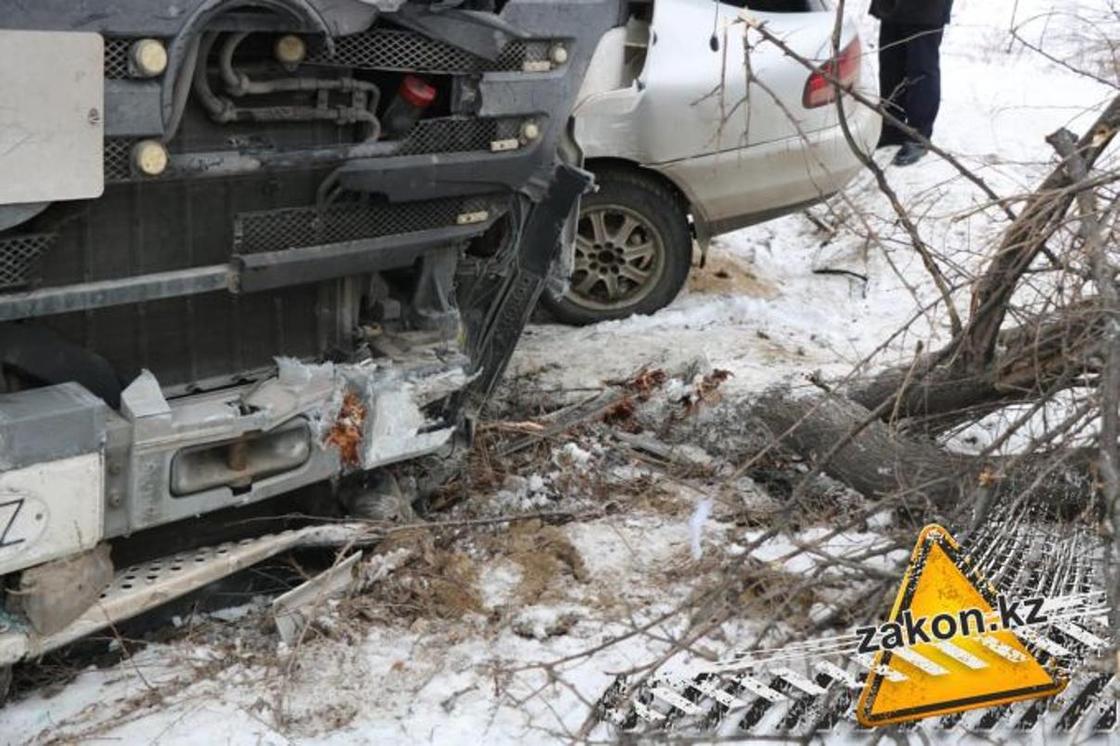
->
[0,453,104,575]
[0,30,105,205]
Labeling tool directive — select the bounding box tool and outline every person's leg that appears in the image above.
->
[877,22,909,148]
[901,25,944,140]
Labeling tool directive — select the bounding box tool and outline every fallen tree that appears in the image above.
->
[714,11,1120,523]
[744,90,1120,517]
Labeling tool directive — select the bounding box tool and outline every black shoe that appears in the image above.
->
[892,141,928,167]
[876,133,906,150]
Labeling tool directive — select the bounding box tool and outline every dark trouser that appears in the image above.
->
[878,22,944,146]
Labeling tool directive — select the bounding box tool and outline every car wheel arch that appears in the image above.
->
[583,157,713,255]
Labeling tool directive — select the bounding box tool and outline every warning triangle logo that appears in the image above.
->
[855,524,1065,727]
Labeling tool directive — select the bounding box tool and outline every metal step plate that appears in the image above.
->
[0,522,374,666]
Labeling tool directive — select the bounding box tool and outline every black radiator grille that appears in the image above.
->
[399,117,508,156]
[234,197,495,254]
[0,233,55,291]
[104,138,134,182]
[106,31,553,80]
[104,116,519,185]
[104,38,132,79]
[308,30,552,74]
[20,168,348,390]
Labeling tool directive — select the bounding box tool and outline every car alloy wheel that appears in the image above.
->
[541,167,692,326]
[567,204,666,311]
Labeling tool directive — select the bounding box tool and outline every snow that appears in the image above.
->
[743,528,909,575]
[5,1,1115,742]
[555,441,593,468]
[206,600,264,623]
[491,473,558,512]
[510,605,584,640]
[688,497,713,560]
[479,560,523,609]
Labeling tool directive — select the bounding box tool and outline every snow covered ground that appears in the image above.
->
[4,1,1116,743]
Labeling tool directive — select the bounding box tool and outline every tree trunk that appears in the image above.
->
[847,305,1103,424]
[754,391,972,509]
[954,96,1120,373]
[752,391,1097,513]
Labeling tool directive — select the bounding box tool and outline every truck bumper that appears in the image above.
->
[0,350,469,580]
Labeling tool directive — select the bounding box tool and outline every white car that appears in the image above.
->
[543,0,881,324]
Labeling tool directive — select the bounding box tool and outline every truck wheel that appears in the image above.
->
[0,665,11,705]
[542,169,692,325]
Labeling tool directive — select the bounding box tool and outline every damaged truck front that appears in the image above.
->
[0,0,623,698]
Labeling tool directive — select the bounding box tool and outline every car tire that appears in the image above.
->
[542,168,692,325]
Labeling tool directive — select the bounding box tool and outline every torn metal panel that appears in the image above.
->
[349,363,470,466]
[362,387,456,466]
[325,391,369,468]
[272,552,362,645]
[302,356,472,470]
[245,357,338,429]
[102,349,470,539]
[120,369,171,420]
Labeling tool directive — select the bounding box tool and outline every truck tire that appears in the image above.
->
[0,665,10,705]
[542,168,692,325]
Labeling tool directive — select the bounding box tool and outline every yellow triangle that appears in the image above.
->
[856,524,1065,727]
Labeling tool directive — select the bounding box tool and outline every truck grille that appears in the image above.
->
[0,233,54,291]
[104,117,522,183]
[308,30,550,74]
[105,31,551,79]
[104,38,132,79]
[234,197,496,254]
[104,138,134,182]
[400,117,507,155]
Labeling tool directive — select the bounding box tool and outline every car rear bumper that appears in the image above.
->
[659,101,882,236]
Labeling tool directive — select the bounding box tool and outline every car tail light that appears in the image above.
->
[802,37,862,109]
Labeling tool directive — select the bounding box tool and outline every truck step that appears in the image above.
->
[0,522,375,667]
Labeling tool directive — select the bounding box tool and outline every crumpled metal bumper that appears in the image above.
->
[0,348,470,582]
